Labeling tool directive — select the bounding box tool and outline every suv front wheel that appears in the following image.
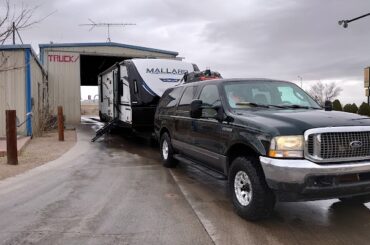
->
[160,133,178,168]
[229,156,275,221]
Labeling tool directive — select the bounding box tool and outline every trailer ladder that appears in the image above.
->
[91,117,119,142]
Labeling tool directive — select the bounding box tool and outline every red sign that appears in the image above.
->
[48,54,79,63]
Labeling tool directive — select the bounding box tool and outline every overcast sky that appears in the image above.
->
[6,0,370,103]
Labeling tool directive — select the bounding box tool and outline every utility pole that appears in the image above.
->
[11,22,24,44]
[79,19,136,42]
[12,22,15,44]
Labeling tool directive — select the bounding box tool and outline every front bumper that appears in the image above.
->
[259,156,370,201]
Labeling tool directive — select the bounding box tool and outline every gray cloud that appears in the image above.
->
[6,0,370,104]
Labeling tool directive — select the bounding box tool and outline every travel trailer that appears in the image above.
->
[98,58,198,135]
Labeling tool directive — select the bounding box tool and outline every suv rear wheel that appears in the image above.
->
[229,156,275,221]
[160,133,178,168]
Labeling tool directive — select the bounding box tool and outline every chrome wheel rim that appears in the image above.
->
[234,171,252,206]
[162,140,169,160]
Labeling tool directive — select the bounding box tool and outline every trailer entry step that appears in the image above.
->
[91,117,119,142]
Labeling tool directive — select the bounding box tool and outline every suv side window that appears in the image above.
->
[160,87,183,108]
[199,85,221,118]
[178,86,196,111]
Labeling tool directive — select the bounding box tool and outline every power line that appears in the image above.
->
[79,19,136,42]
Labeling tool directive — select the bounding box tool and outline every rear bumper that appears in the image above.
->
[259,156,370,201]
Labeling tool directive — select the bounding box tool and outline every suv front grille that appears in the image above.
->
[305,128,370,163]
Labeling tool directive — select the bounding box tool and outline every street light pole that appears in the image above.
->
[339,12,370,28]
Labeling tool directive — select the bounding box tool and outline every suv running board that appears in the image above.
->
[174,154,227,181]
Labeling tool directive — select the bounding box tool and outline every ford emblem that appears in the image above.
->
[350,141,363,149]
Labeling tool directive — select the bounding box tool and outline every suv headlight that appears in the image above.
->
[268,135,304,158]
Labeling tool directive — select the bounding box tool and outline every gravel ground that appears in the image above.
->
[0,130,77,180]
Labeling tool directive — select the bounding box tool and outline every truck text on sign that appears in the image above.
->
[48,54,79,63]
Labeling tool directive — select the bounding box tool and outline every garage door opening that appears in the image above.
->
[80,54,125,117]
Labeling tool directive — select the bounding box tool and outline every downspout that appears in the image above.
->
[25,49,32,136]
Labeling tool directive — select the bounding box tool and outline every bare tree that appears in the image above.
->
[0,1,53,71]
[308,81,343,106]
[0,1,44,44]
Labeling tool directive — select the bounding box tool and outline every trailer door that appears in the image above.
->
[119,65,132,124]
[101,72,114,120]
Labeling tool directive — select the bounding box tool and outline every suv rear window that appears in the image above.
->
[160,87,183,108]
[179,86,196,106]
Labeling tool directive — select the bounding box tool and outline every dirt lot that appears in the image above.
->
[0,130,77,180]
[81,104,98,116]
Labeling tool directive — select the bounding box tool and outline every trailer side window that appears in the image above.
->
[134,80,138,93]
[99,76,103,103]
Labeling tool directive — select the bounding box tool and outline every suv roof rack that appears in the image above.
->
[180,69,222,84]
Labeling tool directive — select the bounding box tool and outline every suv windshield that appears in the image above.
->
[223,80,321,109]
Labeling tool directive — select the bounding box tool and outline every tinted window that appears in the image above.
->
[160,87,183,108]
[199,85,221,107]
[179,86,195,106]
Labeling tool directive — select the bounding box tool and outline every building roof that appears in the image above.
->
[0,44,33,50]
[0,44,46,75]
[39,42,179,56]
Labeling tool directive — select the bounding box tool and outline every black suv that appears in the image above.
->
[154,78,370,220]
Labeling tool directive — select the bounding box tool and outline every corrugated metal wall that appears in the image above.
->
[0,50,26,137]
[45,51,81,124]
[42,45,177,124]
[30,53,48,136]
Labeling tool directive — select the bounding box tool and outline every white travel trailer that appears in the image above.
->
[96,58,198,139]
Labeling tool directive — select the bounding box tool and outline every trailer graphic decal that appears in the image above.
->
[159,78,180,83]
[146,68,188,75]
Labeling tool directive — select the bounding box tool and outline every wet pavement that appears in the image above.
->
[0,118,212,245]
[0,118,370,244]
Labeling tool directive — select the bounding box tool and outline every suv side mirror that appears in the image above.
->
[190,99,203,118]
[324,100,332,111]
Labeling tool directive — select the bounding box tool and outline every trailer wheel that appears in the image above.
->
[160,133,178,168]
[229,156,275,221]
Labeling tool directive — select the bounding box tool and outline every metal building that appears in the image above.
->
[39,42,179,124]
[0,45,48,137]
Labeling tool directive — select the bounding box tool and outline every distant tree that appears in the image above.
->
[308,81,342,106]
[343,104,353,113]
[332,99,343,111]
[351,103,359,114]
[358,102,370,117]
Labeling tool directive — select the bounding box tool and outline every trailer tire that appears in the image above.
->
[160,133,178,168]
